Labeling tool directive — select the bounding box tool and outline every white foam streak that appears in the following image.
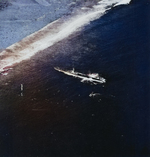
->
[0,0,131,73]
[114,0,131,7]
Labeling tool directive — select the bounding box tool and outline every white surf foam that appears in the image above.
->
[0,0,131,73]
[114,0,131,7]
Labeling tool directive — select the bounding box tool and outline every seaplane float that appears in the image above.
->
[54,67,106,85]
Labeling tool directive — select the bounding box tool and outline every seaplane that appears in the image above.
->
[54,67,106,84]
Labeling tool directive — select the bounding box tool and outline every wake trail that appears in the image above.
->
[0,0,131,74]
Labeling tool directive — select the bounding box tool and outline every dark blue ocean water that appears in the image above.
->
[0,1,149,157]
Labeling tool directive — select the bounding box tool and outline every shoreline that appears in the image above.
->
[0,0,131,74]
[0,2,106,73]
[0,0,82,49]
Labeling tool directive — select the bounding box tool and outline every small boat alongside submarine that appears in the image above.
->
[54,67,106,84]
